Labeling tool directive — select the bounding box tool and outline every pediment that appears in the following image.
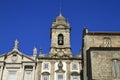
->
[71,72,80,76]
[0,50,35,63]
[42,72,50,75]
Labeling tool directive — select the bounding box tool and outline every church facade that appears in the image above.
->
[0,12,120,80]
[0,13,82,80]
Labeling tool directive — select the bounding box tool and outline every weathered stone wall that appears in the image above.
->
[84,35,120,50]
[83,32,120,80]
[88,50,120,80]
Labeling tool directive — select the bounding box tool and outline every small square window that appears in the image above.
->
[42,75,49,80]
[58,74,63,80]
[72,76,78,80]
[43,63,49,70]
[72,63,78,70]
[24,71,32,80]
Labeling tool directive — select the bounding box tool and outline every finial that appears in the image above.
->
[13,39,19,51]
[33,47,37,56]
[39,48,44,58]
[40,48,42,54]
[59,2,62,17]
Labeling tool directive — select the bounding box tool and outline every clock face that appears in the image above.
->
[11,54,18,62]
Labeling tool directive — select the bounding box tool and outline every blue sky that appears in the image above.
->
[0,0,120,55]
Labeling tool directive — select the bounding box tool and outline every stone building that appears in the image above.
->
[82,28,120,80]
[0,12,120,80]
[0,40,36,80]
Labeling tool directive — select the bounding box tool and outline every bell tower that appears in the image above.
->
[50,12,72,57]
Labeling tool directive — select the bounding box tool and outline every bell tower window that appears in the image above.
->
[58,34,64,45]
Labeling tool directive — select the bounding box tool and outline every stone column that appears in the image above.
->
[2,66,6,80]
[79,61,82,80]
[22,65,25,80]
[66,61,71,80]
[32,65,35,80]
[38,61,42,80]
[0,66,4,80]
[50,61,55,80]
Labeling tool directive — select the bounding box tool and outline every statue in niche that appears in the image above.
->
[56,61,65,73]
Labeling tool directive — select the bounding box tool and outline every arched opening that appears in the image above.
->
[58,34,64,45]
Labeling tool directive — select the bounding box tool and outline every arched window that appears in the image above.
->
[58,34,64,45]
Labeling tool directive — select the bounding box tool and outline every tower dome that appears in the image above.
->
[56,13,66,22]
[52,12,70,28]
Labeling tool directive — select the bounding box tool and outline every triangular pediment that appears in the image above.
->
[0,50,35,63]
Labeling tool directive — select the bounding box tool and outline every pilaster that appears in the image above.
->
[66,61,71,80]
[22,65,25,80]
[38,61,42,80]
[32,65,35,80]
[0,66,4,80]
[50,61,55,80]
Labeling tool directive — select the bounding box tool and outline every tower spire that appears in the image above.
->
[59,1,63,17]
[59,5,62,16]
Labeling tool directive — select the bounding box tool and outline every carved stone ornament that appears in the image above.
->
[102,37,111,47]
[50,50,71,58]
[11,54,18,62]
[57,51,64,57]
